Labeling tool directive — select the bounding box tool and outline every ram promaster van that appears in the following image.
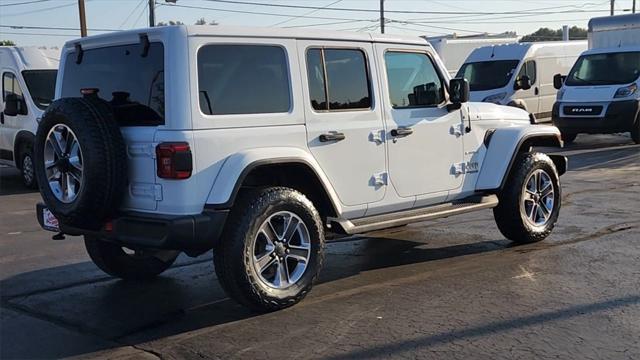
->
[33,26,566,311]
[0,46,59,188]
[426,35,518,76]
[457,41,586,123]
[553,14,640,144]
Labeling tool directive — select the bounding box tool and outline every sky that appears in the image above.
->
[0,0,632,47]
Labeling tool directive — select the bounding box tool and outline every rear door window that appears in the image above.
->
[61,42,165,126]
[197,44,291,115]
[306,48,371,111]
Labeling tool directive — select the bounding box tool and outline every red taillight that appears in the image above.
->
[156,142,192,179]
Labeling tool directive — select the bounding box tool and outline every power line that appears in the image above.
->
[200,0,610,15]
[0,31,72,37]
[0,24,118,32]
[271,0,343,27]
[162,3,367,21]
[119,0,147,29]
[0,0,52,7]
[2,0,83,16]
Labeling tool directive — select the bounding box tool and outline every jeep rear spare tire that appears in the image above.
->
[34,97,127,230]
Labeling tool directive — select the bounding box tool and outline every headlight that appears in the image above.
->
[614,83,637,98]
[556,88,565,101]
[482,92,507,104]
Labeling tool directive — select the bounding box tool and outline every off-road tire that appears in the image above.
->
[19,143,37,189]
[34,97,127,230]
[560,132,577,144]
[631,115,640,144]
[85,236,180,280]
[494,152,561,244]
[214,187,325,312]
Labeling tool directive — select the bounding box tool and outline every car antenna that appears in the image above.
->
[140,33,150,57]
[74,43,84,64]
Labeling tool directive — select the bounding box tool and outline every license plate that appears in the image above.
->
[42,207,60,232]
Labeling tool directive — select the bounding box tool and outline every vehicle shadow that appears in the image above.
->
[0,234,510,359]
[0,166,38,196]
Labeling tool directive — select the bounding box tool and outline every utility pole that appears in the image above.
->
[380,0,384,34]
[77,0,87,37]
[610,0,615,15]
[633,0,636,13]
[149,0,156,27]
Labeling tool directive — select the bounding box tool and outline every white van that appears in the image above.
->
[0,46,59,187]
[426,35,518,76]
[457,41,586,123]
[553,14,640,144]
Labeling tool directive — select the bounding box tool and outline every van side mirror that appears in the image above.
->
[514,75,532,91]
[3,94,26,116]
[553,74,566,90]
[449,78,470,104]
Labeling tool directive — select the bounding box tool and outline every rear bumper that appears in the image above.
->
[552,100,639,134]
[36,202,228,255]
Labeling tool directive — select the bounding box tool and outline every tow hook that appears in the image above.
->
[52,232,66,240]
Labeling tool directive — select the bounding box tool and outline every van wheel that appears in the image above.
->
[494,152,561,244]
[214,187,325,312]
[84,236,180,280]
[561,132,577,144]
[19,144,37,189]
[631,116,640,144]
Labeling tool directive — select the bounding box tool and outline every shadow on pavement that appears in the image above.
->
[0,166,38,196]
[0,235,510,359]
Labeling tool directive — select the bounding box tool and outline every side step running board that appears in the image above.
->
[330,194,499,235]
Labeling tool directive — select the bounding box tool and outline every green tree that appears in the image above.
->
[0,40,16,46]
[157,20,184,26]
[195,18,218,25]
[520,26,587,42]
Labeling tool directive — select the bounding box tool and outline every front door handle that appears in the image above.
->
[0,112,4,124]
[319,131,346,142]
[391,127,413,137]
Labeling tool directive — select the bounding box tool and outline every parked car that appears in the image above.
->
[0,46,59,188]
[457,41,586,123]
[426,35,518,76]
[553,14,640,144]
[34,26,566,311]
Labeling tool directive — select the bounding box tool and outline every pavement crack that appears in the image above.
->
[131,344,164,360]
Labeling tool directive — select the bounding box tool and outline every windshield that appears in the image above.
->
[456,60,519,91]
[566,51,640,86]
[61,42,164,126]
[22,70,57,110]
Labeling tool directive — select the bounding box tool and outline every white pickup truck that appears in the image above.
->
[33,26,566,311]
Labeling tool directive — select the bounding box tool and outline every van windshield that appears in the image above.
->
[22,70,57,110]
[456,60,519,91]
[61,42,164,126]
[566,51,640,86]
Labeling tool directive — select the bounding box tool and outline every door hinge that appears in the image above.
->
[369,129,384,144]
[371,172,388,187]
[451,162,466,175]
[450,123,464,137]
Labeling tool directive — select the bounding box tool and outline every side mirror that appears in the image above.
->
[4,94,21,116]
[449,78,470,104]
[514,75,532,91]
[553,74,566,90]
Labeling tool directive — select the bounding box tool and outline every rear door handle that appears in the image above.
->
[534,87,539,95]
[319,131,346,142]
[0,112,4,124]
[391,127,413,137]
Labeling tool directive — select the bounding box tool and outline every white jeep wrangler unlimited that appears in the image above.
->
[34,26,566,312]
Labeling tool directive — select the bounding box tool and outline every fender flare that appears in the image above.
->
[475,125,563,191]
[13,130,35,169]
[205,147,343,215]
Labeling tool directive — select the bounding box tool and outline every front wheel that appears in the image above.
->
[494,152,561,244]
[19,144,37,189]
[214,187,325,312]
[85,236,180,280]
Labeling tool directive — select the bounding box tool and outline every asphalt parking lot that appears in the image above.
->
[1,134,639,359]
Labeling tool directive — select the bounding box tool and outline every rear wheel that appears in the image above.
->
[85,236,179,280]
[19,143,37,189]
[631,116,640,144]
[494,152,561,244]
[560,132,577,144]
[214,187,325,312]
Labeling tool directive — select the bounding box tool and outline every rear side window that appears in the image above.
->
[384,52,445,108]
[306,48,371,111]
[61,42,165,126]
[198,45,291,115]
